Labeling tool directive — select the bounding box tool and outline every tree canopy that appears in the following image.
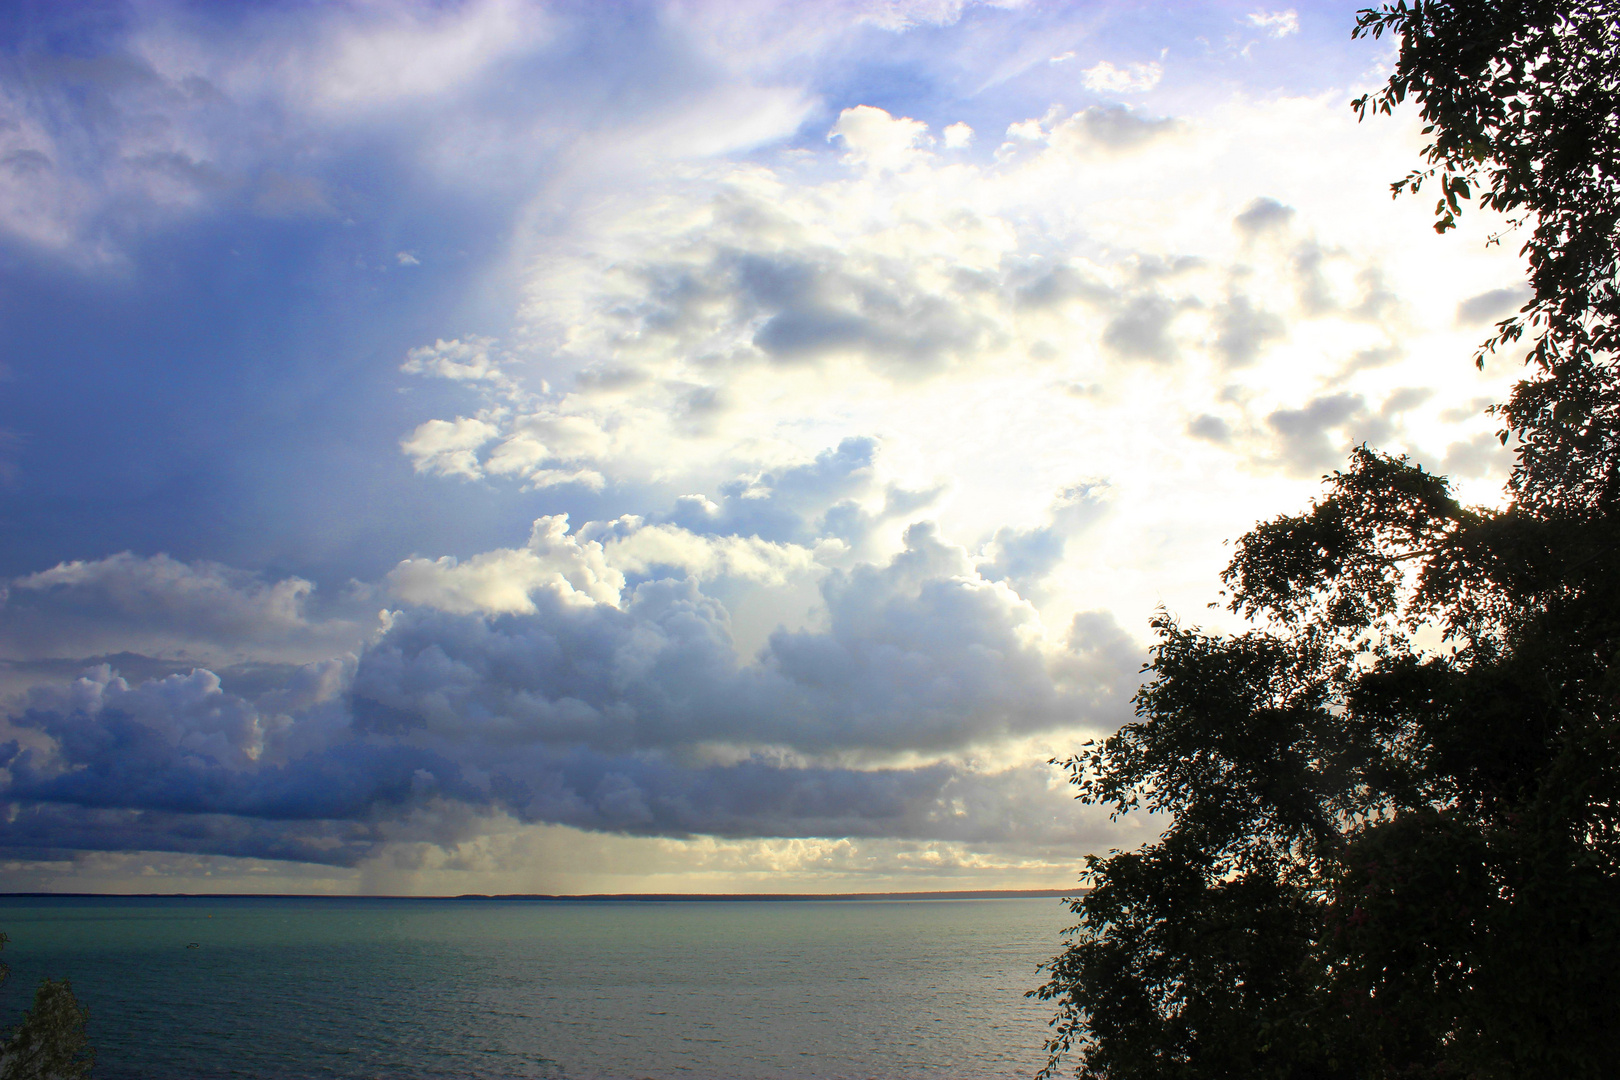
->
[1033,3,1620,1077]
[0,934,92,1080]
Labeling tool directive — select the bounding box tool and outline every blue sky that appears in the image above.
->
[0,0,1528,893]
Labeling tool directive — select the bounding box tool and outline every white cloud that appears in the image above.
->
[0,1,1540,888]
[386,513,821,617]
[1006,118,1045,141]
[401,337,505,382]
[1081,59,1164,94]
[1246,9,1301,38]
[603,524,818,586]
[387,515,625,613]
[400,416,500,478]
[855,0,970,32]
[830,105,931,170]
[400,88,1524,599]
[255,0,555,115]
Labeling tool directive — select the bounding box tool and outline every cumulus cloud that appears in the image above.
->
[977,485,1111,598]
[605,525,817,586]
[0,522,1140,863]
[401,337,509,384]
[1081,60,1164,93]
[0,3,1537,885]
[0,553,369,666]
[830,106,930,170]
[399,416,500,479]
[0,427,1153,865]
[660,437,930,549]
[1051,104,1179,153]
[361,522,1131,758]
[386,513,819,618]
[1102,293,1184,362]
[1212,293,1287,367]
[387,517,624,614]
[1245,9,1301,37]
[1335,343,1404,381]
[1251,389,1435,477]
[388,89,1480,519]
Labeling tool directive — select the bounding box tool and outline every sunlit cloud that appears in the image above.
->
[1081,59,1164,93]
[1246,8,1302,38]
[0,0,1532,893]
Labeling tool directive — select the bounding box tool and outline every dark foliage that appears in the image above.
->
[1353,0,1620,516]
[0,934,93,1080]
[1033,3,1620,1077]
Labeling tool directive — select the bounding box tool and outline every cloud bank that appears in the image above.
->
[0,0,1531,891]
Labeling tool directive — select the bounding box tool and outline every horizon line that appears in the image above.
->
[0,887,1084,902]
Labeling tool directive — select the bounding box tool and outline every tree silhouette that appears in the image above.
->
[0,934,92,1080]
[1033,3,1620,1077]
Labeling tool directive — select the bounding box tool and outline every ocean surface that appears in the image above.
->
[0,895,1074,1080]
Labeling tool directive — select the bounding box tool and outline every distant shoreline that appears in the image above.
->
[0,888,1081,901]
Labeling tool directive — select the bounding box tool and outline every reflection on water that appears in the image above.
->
[0,896,1068,1080]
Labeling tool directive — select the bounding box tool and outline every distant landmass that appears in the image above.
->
[0,888,1081,901]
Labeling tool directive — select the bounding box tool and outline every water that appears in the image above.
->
[0,896,1071,1080]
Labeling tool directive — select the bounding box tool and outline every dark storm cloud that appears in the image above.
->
[0,803,385,867]
[6,711,475,823]
[0,553,370,665]
[0,530,1142,859]
[487,753,1092,844]
[0,86,533,584]
[358,523,1120,756]
[0,736,1096,863]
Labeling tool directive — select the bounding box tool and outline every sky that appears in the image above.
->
[0,0,1529,895]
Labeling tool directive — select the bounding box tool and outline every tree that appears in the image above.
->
[1032,3,1620,1077]
[0,935,92,1080]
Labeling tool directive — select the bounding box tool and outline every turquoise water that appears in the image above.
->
[0,896,1070,1080]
